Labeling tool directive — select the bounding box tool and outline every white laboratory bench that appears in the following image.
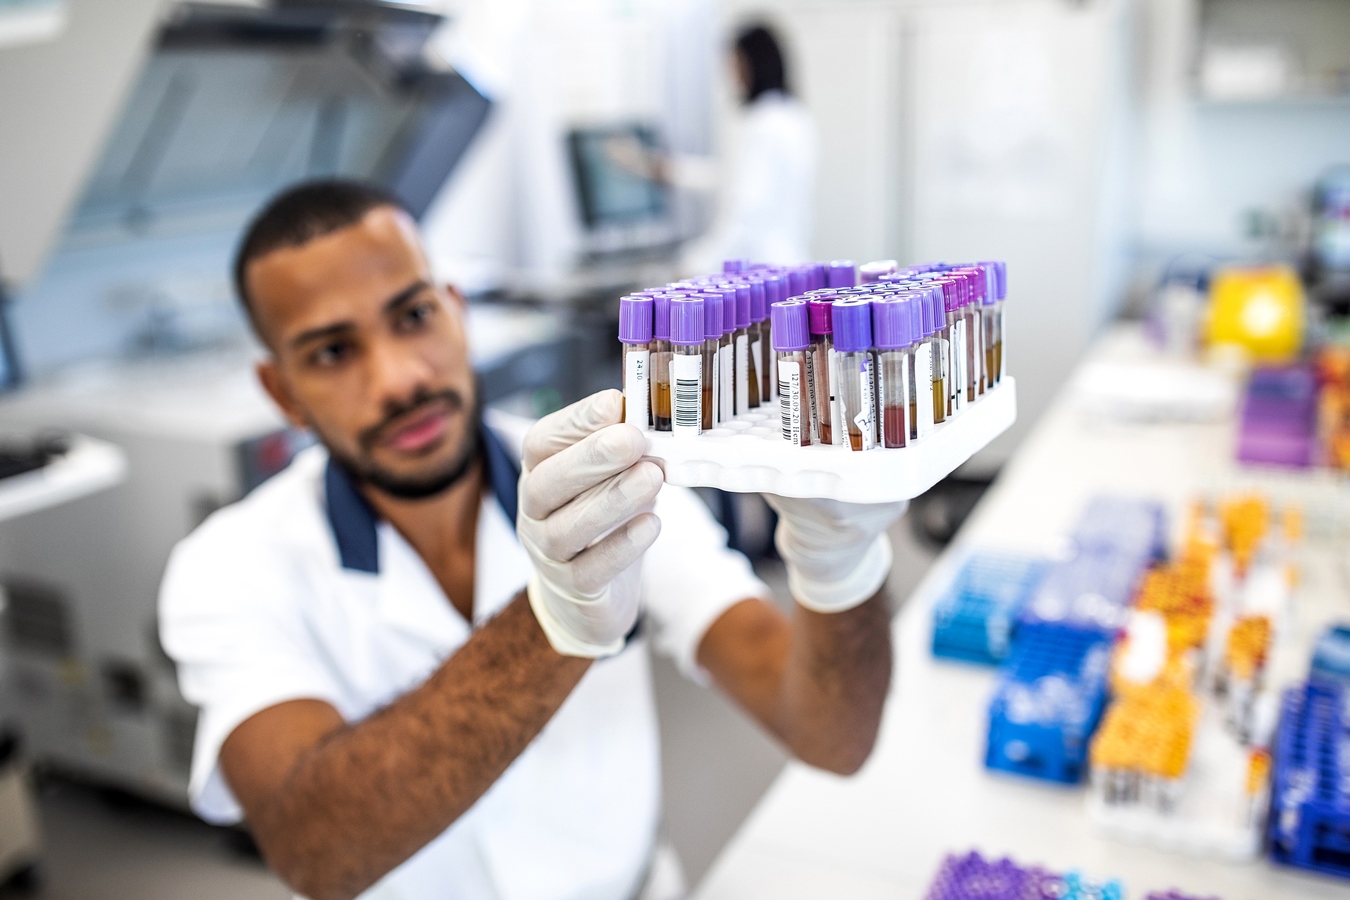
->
[693,325,1350,900]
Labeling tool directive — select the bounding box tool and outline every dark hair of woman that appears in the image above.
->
[734,24,789,104]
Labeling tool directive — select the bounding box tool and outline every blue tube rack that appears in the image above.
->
[985,629,1112,784]
[1269,680,1350,878]
[931,554,1046,665]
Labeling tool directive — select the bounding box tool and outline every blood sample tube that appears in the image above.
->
[651,294,673,431]
[871,295,913,448]
[859,259,899,284]
[925,281,952,423]
[712,287,734,423]
[807,295,839,446]
[723,258,749,274]
[771,299,812,447]
[809,262,828,290]
[729,282,759,413]
[831,297,877,451]
[748,277,768,405]
[699,291,722,430]
[759,275,780,401]
[827,259,858,288]
[906,291,935,441]
[977,260,1006,385]
[669,297,704,437]
[618,294,653,430]
[936,276,965,417]
[788,267,809,297]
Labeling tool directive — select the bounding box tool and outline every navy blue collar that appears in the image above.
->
[324,427,521,574]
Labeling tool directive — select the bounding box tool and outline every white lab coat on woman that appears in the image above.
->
[691,89,818,268]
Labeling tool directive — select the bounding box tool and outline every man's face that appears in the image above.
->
[247,206,477,499]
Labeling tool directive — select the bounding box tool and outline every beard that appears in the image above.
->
[327,386,481,501]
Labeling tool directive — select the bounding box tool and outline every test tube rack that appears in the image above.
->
[923,850,1124,900]
[641,376,1016,503]
[931,553,1046,665]
[1269,679,1350,878]
[985,629,1112,784]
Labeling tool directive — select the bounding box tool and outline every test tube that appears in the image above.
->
[906,292,935,440]
[807,295,839,446]
[771,299,812,447]
[651,294,673,431]
[712,287,734,424]
[788,267,809,297]
[871,295,913,448]
[827,259,858,288]
[722,258,749,274]
[977,260,1006,385]
[941,276,968,416]
[925,282,950,424]
[859,259,899,284]
[831,297,877,451]
[618,295,653,430]
[729,283,759,413]
[809,262,828,291]
[759,275,780,402]
[748,278,768,405]
[669,297,704,437]
[699,291,722,430]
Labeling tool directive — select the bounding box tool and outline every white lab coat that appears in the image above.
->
[694,90,818,268]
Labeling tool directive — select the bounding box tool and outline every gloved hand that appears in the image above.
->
[517,390,663,658]
[763,496,909,613]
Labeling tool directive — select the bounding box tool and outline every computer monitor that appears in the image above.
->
[567,124,669,231]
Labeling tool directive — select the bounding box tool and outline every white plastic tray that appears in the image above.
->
[642,378,1017,503]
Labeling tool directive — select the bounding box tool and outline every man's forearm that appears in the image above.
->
[247,592,589,900]
[778,592,892,774]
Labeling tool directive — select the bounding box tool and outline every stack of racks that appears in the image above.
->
[931,554,1046,665]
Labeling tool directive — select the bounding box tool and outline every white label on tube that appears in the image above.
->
[767,345,778,400]
[735,333,749,415]
[719,344,733,422]
[827,347,844,446]
[855,355,876,450]
[915,342,934,438]
[804,351,820,444]
[623,348,650,431]
[670,353,702,437]
[952,319,965,413]
[1000,307,1007,378]
[751,338,763,402]
[778,360,802,445]
[711,349,720,427]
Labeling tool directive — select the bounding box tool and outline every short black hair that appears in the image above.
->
[232,178,406,325]
[734,24,789,103]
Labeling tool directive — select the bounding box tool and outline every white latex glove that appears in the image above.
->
[518,390,663,658]
[764,496,909,613]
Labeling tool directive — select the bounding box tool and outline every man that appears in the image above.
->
[159,180,905,900]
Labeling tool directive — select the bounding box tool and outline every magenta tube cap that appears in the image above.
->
[808,296,835,336]
[827,259,857,288]
[619,295,653,344]
[771,300,810,352]
[670,297,705,346]
[831,297,873,352]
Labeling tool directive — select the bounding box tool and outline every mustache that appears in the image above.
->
[359,387,466,452]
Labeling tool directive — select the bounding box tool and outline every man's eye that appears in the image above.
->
[311,341,352,367]
[398,300,436,331]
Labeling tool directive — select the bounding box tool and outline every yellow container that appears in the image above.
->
[1204,265,1305,363]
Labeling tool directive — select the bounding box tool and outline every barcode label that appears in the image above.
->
[734,334,749,415]
[623,348,650,430]
[855,355,876,451]
[779,360,802,445]
[914,342,934,438]
[804,351,820,442]
[670,353,702,436]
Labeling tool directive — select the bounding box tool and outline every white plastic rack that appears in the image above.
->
[641,377,1017,503]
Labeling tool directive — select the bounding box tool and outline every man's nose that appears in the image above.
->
[366,336,434,407]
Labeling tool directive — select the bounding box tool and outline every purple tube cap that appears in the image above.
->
[722,258,749,274]
[699,291,723,337]
[831,297,873,352]
[618,295,653,343]
[827,259,858,288]
[652,294,672,340]
[871,296,914,350]
[859,259,899,284]
[771,300,810,352]
[749,279,767,321]
[669,297,705,345]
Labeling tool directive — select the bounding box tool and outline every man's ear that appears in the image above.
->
[257,359,310,432]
